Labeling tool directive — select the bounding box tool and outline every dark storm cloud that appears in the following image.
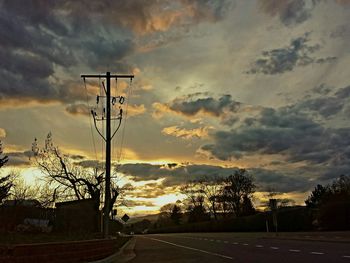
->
[247,33,337,75]
[154,93,249,125]
[118,162,312,193]
[252,168,313,192]
[83,38,135,70]
[202,107,350,164]
[258,0,320,26]
[169,94,241,117]
[118,163,236,184]
[311,84,332,95]
[293,85,350,118]
[201,86,350,181]
[0,0,231,106]
[62,0,232,35]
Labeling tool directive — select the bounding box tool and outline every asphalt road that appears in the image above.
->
[129,233,350,263]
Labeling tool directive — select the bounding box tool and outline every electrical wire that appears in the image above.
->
[117,77,133,163]
[83,78,98,162]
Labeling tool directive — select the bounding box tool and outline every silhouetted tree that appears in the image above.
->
[306,175,350,230]
[0,141,11,203]
[222,169,255,217]
[241,195,256,216]
[10,173,57,207]
[305,184,331,208]
[31,133,120,216]
[198,177,223,221]
[170,205,182,225]
[157,203,175,227]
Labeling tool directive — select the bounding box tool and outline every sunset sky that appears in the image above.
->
[0,0,350,216]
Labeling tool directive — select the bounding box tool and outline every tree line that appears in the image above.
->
[156,169,257,227]
[154,171,350,231]
[1,134,349,231]
[0,134,130,220]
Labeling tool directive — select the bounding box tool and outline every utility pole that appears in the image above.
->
[81,72,134,238]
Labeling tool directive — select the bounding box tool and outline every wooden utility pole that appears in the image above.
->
[81,72,134,238]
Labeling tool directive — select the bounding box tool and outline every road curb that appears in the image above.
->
[91,237,136,263]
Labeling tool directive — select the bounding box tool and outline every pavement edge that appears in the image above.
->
[91,236,136,263]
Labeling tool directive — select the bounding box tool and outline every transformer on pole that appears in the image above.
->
[81,72,134,238]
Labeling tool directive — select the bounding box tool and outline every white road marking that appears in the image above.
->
[145,237,233,260]
[270,247,279,250]
[289,249,301,252]
[343,256,350,258]
[310,252,324,255]
[232,242,238,245]
[256,245,263,248]
[224,241,229,244]
[243,243,249,246]
[210,239,214,241]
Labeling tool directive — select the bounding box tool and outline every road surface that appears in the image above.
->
[129,232,350,263]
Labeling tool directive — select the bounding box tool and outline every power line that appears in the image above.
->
[83,78,98,162]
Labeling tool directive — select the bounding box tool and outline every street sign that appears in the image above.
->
[121,214,130,223]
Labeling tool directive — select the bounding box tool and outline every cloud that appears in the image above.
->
[311,83,332,95]
[331,24,350,39]
[118,163,235,185]
[0,128,6,138]
[252,168,313,192]
[65,103,146,118]
[247,33,337,75]
[122,200,156,208]
[162,125,210,139]
[6,151,32,167]
[65,104,90,116]
[200,86,350,181]
[0,0,232,107]
[118,162,313,193]
[258,0,319,26]
[293,85,350,118]
[153,93,247,123]
[60,0,232,35]
[127,104,147,117]
[127,183,175,198]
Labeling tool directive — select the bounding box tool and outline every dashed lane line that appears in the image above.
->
[289,249,301,253]
[243,243,249,246]
[255,245,264,248]
[310,252,324,255]
[232,242,238,245]
[270,247,279,250]
[343,256,350,258]
[144,237,233,260]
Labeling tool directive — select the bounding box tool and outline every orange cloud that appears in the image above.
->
[162,125,210,139]
[127,104,146,117]
[152,102,172,119]
[0,128,6,138]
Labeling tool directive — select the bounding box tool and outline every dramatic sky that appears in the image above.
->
[1,0,350,216]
